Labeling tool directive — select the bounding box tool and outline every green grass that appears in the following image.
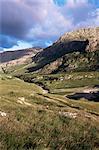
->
[0,74,99,150]
[1,109,99,150]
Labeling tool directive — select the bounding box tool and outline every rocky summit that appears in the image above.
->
[57,27,99,52]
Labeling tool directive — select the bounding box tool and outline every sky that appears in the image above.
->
[0,0,99,51]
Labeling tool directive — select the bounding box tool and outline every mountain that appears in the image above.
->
[27,27,99,73]
[0,47,42,63]
[0,48,42,73]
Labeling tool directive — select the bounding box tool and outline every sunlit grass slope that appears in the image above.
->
[0,74,99,150]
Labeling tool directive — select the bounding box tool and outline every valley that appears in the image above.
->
[0,27,99,150]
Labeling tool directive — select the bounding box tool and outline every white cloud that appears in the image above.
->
[3,41,33,51]
[26,0,73,43]
[75,8,99,28]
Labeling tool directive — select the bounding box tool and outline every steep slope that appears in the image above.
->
[27,27,99,73]
[39,51,99,74]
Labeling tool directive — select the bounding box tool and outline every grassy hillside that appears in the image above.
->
[0,73,99,150]
[27,51,99,74]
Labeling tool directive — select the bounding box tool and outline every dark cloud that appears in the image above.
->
[0,34,18,48]
[0,0,39,39]
[0,0,52,49]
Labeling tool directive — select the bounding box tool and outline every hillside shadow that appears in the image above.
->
[27,40,89,72]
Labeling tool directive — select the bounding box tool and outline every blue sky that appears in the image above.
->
[0,0,99,51]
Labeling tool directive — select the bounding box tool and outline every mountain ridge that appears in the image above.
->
[0,47,42,63]
[27,27,99,73]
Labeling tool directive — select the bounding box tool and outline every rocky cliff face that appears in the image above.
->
[57,27,99,52]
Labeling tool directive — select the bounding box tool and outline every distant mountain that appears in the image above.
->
[0,48,42,63]
[27,27,99,73]
[0,48,42,72]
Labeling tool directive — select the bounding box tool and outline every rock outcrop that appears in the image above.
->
[58,27,99,52]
